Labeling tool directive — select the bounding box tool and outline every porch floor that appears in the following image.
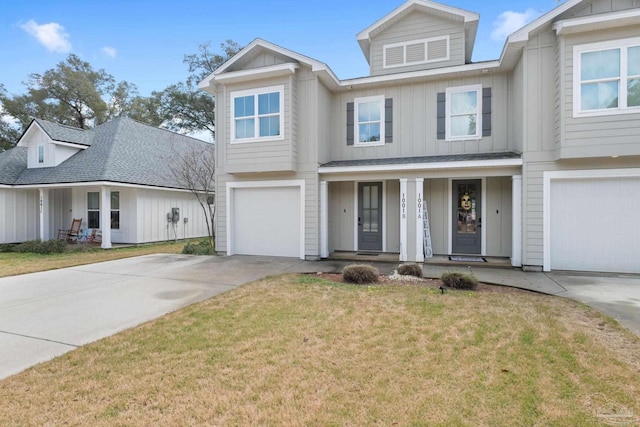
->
[328,251,513,269]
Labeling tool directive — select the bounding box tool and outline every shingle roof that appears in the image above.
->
[320,151,522,168]
[35,118,94,146]
[2,117,213,189]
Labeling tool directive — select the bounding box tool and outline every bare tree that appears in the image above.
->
[168,142,216,250]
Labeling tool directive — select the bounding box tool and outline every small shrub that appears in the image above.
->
[182,240,216,256]
[342,264,379,284]
[397,263,423,278]
[441,271,479,290]
[13,239,67,255]
[0,243,18,253]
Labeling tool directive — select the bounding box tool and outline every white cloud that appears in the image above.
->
[491,9,539,41]
[20,20,71,53]
[101,46,117,58]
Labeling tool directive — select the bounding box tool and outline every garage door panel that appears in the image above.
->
[232,187,301,258]
[551,177,640,273]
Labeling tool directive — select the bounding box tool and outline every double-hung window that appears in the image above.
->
[445,84,482,141]
[355,95,385,146]
[38,145,44,164]
[232,85,284,142]
[574,37,640,117]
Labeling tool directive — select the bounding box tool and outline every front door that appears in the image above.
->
[358,182,383,251]
[452,180,481,254]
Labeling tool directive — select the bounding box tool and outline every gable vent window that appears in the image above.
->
[383,36,449,69]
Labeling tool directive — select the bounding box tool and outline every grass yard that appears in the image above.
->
[0,241,186,278]
[1,274,638,426]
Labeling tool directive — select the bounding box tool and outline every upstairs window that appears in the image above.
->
[445,85,482,141]
[355,95,385,146]
[383,36,449,69]
[38,145,44,164]
[231,85,284,142]
[574,37,640,117]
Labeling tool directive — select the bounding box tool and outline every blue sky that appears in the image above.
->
[1,0,564,97]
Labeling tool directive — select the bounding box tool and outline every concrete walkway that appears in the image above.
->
[1,254,637,380]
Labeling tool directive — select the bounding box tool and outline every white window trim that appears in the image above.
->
[445,84,483,141]
[573,37,640,118]
[354,95,385,147]
[231,85,284,144]
[37,145,44,164]
[87,191,100,229]
[383,35,450,69]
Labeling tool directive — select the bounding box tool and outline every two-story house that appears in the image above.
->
[199,0,640,274]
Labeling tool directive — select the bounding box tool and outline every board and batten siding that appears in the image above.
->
[0,188,38,244]
[567,0,640,19]
[560,26,640,158]
[370,11,465,76]
[135,188,209,244]
[329,73,511,162]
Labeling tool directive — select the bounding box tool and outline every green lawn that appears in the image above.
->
[0,241,186,278]
[1,274,638,426]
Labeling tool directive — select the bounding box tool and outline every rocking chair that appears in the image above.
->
[57,218,82,243]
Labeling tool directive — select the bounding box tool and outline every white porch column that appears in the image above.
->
[399,179,408,262]
[320,181,329,258]
[415,178,425,262]
[39,188,50,241]
[511,175,523,267]
[101,186,112,249]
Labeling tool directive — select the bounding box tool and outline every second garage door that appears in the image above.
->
[231,186,302,258]
[550,177,640,273]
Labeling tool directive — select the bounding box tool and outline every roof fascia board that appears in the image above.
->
[50,140,89,150]
[16,120,46,147]
[319,158,523,174]
[338,60,500,89]
[200,38,340,89]
[212,63,299,85]
[508,0,583,43]
[552,9,640,35]
[357,0,478,42]
[11,181,194,192]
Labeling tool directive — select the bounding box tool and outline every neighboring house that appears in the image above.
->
[0,116,212,247]
[199,0,640,274]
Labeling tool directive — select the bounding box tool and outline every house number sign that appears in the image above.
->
[401,192,406,219]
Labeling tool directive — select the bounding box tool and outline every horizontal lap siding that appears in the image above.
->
[561,27,640,158]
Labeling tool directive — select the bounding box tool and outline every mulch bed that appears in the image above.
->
[312,273,530,294]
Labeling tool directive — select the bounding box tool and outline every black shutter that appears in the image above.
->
[482,87,492,137]
[346,102,354,146]
[385,98,393,143]
[436,92,446,140]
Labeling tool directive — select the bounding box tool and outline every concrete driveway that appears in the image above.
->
[0,254,339,380]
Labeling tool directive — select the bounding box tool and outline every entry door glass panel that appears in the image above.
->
[452,180,481,254]
[358,182,382,251]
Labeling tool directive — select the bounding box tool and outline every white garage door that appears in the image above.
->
[232,186,301,258]
[550,177,640,273]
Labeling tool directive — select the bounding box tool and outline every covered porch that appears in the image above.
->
[318,153,523,265]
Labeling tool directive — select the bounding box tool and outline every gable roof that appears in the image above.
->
[199,38,341,91]
[0,117,212,189]
[356,0,479,64]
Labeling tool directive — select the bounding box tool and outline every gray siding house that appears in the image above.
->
[0,117,212,247]
[199,0,640,274]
